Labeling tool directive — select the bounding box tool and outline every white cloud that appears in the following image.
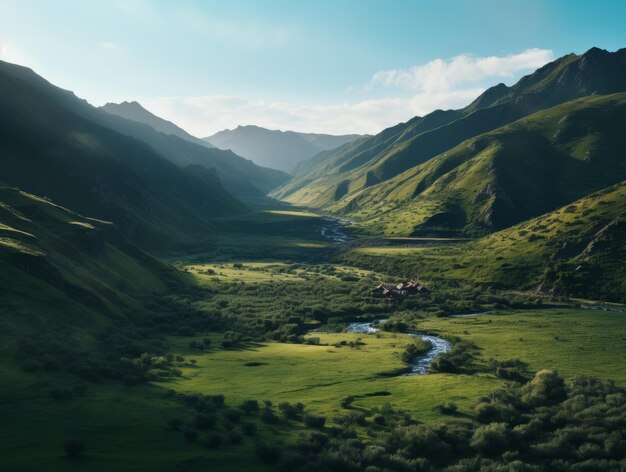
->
[139,48,554,136]
[141,88,484,137]
[366,48,554,92]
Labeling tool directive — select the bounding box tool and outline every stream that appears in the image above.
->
[346,319,452,375]
[320,216,354,243]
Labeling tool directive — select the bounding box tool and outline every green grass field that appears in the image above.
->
[417,309,626,385]
[163,332,502,422]
[0,362,271,472]
[3,200,625,471]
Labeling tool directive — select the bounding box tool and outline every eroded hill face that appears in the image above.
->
[0,188,180,340]
[273,48,626,223]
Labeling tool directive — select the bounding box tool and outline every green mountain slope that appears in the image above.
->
[94,103,289,196]
[0,62,289,197]
[0,60,246,250]
[99,101,294,195]
[332,93,626,236]
[0,187,181,345]
[342,181,626,302]
[205,124,363,172]
[274,47,626,207]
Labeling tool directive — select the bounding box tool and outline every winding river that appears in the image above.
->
[346,319,452,375]
[320,216,354,243]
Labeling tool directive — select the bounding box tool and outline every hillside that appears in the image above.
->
[341,180,626,302]
[273,47,626,207]
[0,187,181,347]
[332,93,626,236]
[101,100,215,148]
[0,60,246,250]
[89,105,290,197]
[206,125,363,172]
[0,62,289,197]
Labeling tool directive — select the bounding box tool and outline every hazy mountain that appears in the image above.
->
[205,125,363,172]
[101,100,215,148]
[273,47,626,208]
[0,59,246,249]
[91,106,290,196]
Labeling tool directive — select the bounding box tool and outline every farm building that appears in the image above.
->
[373,280,430,298]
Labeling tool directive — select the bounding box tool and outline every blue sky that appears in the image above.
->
[1,0,624,135]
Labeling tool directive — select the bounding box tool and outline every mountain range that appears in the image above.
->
[101,100,216,149]
[0,59,247,249]
[205,125,364,172]
[273,47,626,237]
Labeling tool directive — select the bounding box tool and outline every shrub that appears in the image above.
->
[205,433,222,449]
[256,442,282,464]
[434,402,458,415]
[261,408,279,424]
[211,394,225,407]
[372,414,386,425]
[182,429,198,442]
[303,414,326,429]
[224,408,242,423]
[194,413,216,430]
[401,338,432,364]
[64,440,85,459]
[470,422,509,456]
[521,369,566,407]
[242,422,258,435]
[167,418,184,431]
[278,402,304,419]
[240,399,259,414]
[229,432,243,445]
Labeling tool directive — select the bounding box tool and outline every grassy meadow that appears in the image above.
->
[2,205,625,471]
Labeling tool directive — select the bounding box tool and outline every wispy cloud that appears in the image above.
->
[142,89,482,137]
[366,48,554,92]
[140,48,555,136]
[100,41,120,51]
[176,10,296,49]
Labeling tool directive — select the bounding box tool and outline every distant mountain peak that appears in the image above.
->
[204,125,364,172]
[100,100,216,149]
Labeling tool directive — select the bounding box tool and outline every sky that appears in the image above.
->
[1,0,625,136]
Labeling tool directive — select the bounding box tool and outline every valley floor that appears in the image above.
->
[2,207,625,471]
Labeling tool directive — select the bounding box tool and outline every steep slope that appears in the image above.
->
[205,125,363,172]
[0,187,181,342]
[342,181,626,302]
[89,105,290,197]
[274,47,626,206]
[0,60,246,250]
[0,63,288,197]
[333,93,626,236]
[101,100,215,148]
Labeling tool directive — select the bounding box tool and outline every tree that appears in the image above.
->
[470,422,509,456]
[256,442,282,464]
[303,414,326,429]
[521,369,566,407]
[64,439,85,459]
